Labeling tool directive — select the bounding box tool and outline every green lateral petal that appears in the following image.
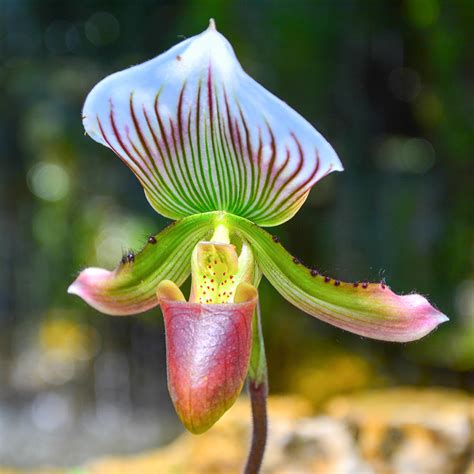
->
[82,22,342,226]
[227,214,448,342]
[68,213,215,315]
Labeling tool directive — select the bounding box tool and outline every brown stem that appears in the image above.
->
[244,378,268,474]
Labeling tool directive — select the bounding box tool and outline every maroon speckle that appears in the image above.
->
[127,251,135,263]
[324,276,331,283]
[353,282,359,288]
[148,235,157,244]
[381,283,386,290]
[334,280,341,286]
[176,55,182,61]
[310,269,319,277]
[362,282,368,289]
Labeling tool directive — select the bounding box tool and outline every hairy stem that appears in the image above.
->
[244,303,268,474]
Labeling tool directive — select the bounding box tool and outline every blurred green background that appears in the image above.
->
[0,0,473,469]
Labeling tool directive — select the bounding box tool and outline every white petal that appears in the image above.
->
[83,21,343,226]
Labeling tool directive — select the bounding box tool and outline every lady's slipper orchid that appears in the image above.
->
[69,20,447,441]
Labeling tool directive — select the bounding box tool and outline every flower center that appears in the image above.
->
[191,242,239,303]
[189,224,255,304]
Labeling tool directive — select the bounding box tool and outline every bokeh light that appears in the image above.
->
[85,12,120,46]
[374,135,435,174]
[31,392,73,432]
[27,162,70,202]
[404,0,440,28]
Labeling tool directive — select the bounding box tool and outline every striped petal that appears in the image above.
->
[67,213,214,315]
[83,20,342,227]
[227,214,448,342]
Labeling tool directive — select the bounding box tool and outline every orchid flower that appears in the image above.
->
[68,20,447,470]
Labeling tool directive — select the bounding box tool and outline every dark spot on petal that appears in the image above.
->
[272,235,280,243]
[353,282,359,288]
[362,281,368,289]
[381,283,386,289]
[334,280,340,286]
[176,55,182,61]
[148,235,157,244]
[127,251,135,263]
[121,255,127,265]
[310,269,319,277]
[293,257,301,264]
[324,276,331,283]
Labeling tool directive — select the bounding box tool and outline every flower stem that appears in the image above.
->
[245,378,268,474]
[245,303,268,474]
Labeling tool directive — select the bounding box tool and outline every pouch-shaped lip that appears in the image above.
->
[159,292,257,434]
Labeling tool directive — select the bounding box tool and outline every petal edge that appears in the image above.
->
[228,214,448,342]
[68,213,215,315]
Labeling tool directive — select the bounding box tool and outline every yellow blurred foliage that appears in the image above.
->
[39,318,99,362]
[288,353,379,407]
